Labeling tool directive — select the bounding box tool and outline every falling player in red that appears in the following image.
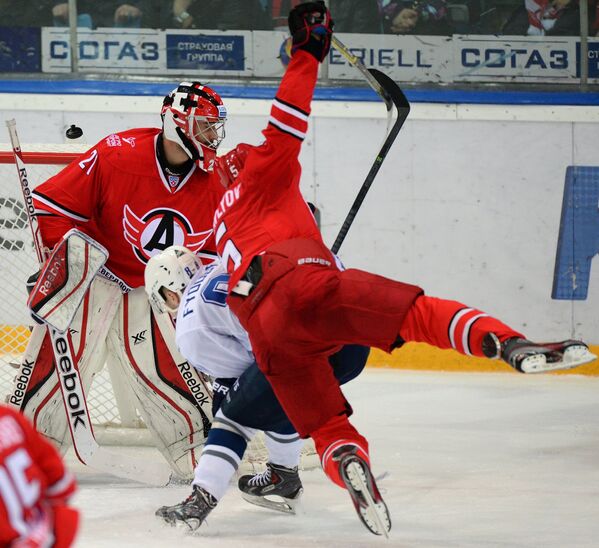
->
[8,82,229,480]
[0,404,78,547]
[212,1,596,536]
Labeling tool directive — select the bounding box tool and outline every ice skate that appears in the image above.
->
[238,462,303,514]
[484,334,597,373]
[155,485,217,530]
[332,445,391,537]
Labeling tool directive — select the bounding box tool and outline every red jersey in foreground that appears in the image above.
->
[33,128,226,290]
[0,404,78,547]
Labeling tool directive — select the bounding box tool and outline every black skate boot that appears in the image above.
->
[332,445,391,537]
[483,333,596,373]
[238,462,303,514]
[155,485,217,530]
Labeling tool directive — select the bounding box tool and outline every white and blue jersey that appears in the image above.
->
[175,261,254,378]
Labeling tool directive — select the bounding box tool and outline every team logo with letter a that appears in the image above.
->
[123,205,212,263]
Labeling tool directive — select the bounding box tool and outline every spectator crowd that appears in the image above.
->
[0,0,597,36]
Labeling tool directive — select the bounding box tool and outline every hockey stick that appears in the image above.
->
[5,119,171,486]
[330,37,410,255]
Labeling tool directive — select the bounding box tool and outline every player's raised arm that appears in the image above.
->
[241,1,334,186]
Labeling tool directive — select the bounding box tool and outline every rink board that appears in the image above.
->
[3,325,598,376]
[368,343,599,376]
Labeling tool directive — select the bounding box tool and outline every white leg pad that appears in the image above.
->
[107,289,213,480]
[14,277,120,451]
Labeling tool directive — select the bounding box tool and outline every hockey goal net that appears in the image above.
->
[0,143,317,472]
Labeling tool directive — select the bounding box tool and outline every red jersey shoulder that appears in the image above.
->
[92,128,160,176]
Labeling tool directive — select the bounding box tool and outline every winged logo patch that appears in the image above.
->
[123,205,212,263]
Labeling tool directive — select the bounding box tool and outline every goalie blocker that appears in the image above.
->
[27,229,108,332]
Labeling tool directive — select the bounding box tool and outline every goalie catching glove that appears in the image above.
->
[288,1,334,62]
[27,229,108,332]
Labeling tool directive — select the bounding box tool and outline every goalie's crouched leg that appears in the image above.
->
[7,278,116,451]
[110,289,213,480]
[9,326,71,450]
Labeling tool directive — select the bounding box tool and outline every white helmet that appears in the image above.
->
[144,246,201,314]
[161,81,227,173]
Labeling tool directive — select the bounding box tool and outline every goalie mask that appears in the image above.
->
[144,246,201,314]
[161,81,227,173]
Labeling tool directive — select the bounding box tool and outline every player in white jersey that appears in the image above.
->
[145,246,370,529]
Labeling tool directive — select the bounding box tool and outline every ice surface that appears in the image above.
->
[70,370,599,547]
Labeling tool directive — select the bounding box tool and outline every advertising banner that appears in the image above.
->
[328,33,452,83]
[454,35,577,82]
[578,39,599,78]
[38,28,597,84]
[42,28,165,73]
[253,31,288,78]
[41,28,251,76]
[165,30,251,76]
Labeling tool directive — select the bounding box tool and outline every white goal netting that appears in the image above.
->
[0,143,317,470]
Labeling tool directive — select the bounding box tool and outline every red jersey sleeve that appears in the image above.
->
[14,411,76,503]
[0,406,78,547]
[32,146,102,249]
[242,50,319,191]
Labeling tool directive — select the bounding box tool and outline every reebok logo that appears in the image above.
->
[8,358,34,407]
[38,258,62,296]
[176,361,210,408]
[53,334,88,431]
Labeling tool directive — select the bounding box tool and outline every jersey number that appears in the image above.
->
[0,448,41,536]
[215,221,242,271]
[201,274,229,307]
[78,149,98,175]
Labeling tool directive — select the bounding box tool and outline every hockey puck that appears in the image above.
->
[65,125,83,140]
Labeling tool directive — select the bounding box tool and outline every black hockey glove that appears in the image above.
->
[288,1,334,62]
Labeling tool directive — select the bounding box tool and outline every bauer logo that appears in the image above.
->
[552,166,599,300]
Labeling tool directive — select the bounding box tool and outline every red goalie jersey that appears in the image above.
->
[0,404,78,547]
[32,128,227,290]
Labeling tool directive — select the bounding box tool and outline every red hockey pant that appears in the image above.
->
[229,239,521,446]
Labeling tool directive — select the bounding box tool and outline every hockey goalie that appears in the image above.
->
[7,81,233,480]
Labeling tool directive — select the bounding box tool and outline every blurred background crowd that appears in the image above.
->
[0,0,597,36]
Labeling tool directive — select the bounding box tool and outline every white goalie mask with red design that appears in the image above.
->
[161,81,227,172]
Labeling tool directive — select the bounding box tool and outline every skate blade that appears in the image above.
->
[521,346,597,373]
[156,511,202,531]
[345,461,391,538]
[240,489,303,515]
